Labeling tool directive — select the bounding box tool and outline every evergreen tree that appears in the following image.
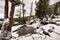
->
[54,1,60,15]
[35,0,49,20]
[54,4,58,15]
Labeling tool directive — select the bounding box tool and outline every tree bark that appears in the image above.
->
[22,0,25,24]
[4,0,8,19]
[8,3,15,31]
[29,2,33,21]
[18,5,21,25]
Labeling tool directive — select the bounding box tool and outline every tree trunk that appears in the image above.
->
[18,5,21,25]
[22,5,25,24]
[43,0,49,21]
[0,0,11,40]
[8,3,15,31]
[22,0,25,24]
[29,2,33,21]
[4,0,8,19]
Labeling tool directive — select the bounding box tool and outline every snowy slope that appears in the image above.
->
[0,24,60,40]
[0,18,60,40]
[10,24,60,40]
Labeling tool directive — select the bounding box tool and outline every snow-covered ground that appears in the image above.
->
[0,21,3,24]
[52,18,60,24]
[0,18,60,40]
[10,24,60,40]
[1,24,60,40]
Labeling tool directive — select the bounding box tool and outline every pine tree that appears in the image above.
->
[54,1,60,15]
[54,4,58,15]
[35,0,49,20]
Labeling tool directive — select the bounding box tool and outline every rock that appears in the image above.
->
[17,26,36,36]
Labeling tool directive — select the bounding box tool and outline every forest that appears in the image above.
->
[0,0,60,40]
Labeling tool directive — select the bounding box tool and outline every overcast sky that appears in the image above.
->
[0,0,60,18]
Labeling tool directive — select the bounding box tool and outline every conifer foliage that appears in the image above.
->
[35,0,49,20]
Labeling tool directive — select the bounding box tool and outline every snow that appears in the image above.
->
[12,25,23,37]
[11,20,41,37]
[0,18,60,40]
[52,18,60,21]
[10,23,60,40]
[8,18,60,40]
[52,18,60,24]
[12,25,23,31]
[0,21,3,24]
[0,18,13,40]
[0,23,60,40]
